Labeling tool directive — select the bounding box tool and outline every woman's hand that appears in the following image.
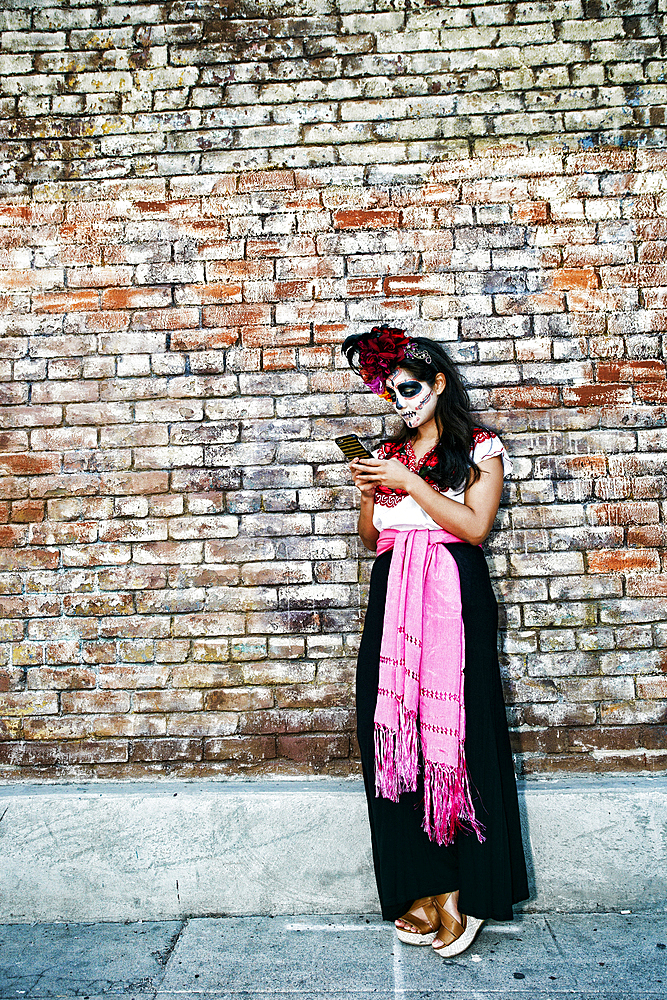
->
[350,458,413,493]
[349,458,377,497]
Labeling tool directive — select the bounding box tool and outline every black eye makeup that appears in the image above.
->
[394,380,423,398]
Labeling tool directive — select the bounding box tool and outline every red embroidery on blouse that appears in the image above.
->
[373,439,443,507]
[374,430,502,507]
[472,428,495,446]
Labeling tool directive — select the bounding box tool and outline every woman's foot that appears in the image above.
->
[394,895,446,946]
[431,892,484,958]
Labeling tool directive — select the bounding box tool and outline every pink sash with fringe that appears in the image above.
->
[374,528,484,846]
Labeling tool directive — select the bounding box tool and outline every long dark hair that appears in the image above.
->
[341,332,482,492]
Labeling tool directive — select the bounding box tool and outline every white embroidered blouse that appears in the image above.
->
[372,429,512,533]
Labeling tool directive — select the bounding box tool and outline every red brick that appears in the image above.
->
[101,286,172,310]
[566,289,637,312]
[99,616,170,640]
[0,204,64,225]
[178,281,242,304]
[100,472,169,495]
[63,593,134,616]
[32,289,99,313]
[489,386,560,409]
[562,384,633,407]
[638,241,667,263]
[82,643,116,665]
[637,677,667,699]
[589,502,660,526]
[551,267,598,290]
[566,151,634,174]
[635,383,667,404]
[512,201,548,222]
[61,542,130,568]
[628,526,667,547]
[587,549,661,573]
[98,566,167,590]
[33,381,99,406]
[65,310,130,334]
[333,209,400,230]
[346,277,383,296]
[246,236,316,258]
[0,525,28,546]
[597,360,666,382]
[627,576,667,597]
[0,549,59,570]
[271,280,315,301]
[171,328,238,351]
[600,263,667,287]
[0,454,60,476]
[262,348,297,371]
[207,261,273,279]
[0,595,60,618]
[0,405,62,430]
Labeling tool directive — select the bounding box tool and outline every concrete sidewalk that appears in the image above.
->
[1,912,665,999]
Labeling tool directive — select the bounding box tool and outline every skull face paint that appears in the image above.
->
[385,367,439,429]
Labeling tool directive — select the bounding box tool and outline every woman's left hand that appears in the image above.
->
[351,458,414,492]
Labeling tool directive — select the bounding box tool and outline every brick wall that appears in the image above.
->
[0,0,666,780]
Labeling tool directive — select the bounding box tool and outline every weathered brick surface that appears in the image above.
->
[0,1,666,779]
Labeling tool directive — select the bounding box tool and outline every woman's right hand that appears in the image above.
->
[349,458,376,497]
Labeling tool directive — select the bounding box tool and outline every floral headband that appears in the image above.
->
[358,326,433,402]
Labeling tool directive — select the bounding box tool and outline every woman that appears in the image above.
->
[342,326,528,958]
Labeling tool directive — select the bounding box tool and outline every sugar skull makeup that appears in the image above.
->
[385,367,439,429]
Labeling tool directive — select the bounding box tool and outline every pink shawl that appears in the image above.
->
[374,528,485,846]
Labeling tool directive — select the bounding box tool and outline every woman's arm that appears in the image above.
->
[349,459,380,551]
[352,455,504,546]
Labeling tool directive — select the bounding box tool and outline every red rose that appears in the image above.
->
[359,327,410,380]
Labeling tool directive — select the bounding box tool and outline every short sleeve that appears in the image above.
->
[472,429,513,477]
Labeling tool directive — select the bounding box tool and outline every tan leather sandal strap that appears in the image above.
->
[399,897,439,935]
[434,910,466,948]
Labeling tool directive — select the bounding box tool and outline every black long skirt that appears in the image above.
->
[357,543,529,923]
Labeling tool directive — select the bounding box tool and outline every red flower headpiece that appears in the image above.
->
[358,326,432,401]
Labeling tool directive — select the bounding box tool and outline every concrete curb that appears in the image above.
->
[0,776,665,922]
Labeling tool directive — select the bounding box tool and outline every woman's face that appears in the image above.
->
[385,367,439,429]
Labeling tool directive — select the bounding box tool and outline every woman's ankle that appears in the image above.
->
[443,890,462,922]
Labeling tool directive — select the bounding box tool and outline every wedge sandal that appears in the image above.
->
[431,896,485,958]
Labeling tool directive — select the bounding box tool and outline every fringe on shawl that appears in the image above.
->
[422,744,486,847]
[374,703,419,801]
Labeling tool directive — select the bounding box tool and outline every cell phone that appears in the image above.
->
[335,434,372,461]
